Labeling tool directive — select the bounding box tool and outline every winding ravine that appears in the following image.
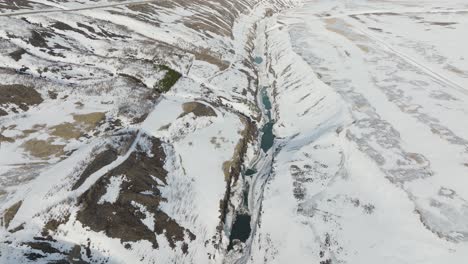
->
[226,15,280,263]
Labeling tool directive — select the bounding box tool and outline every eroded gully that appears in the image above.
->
[225,15,279,264]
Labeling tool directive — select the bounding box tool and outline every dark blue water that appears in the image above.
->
[254,56,263,64]
[260,87,274,152]
[228,214,252,250]
[245,168,257,176]
[261,122,275,152]
[261,88,272,111]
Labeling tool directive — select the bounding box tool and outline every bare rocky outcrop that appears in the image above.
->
[1,201,22,229]
[71,148,119,191]
[0,84,43,114]
[76,135,195,251]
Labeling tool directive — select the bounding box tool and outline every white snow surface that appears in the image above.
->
[1,0,468,263]
[244,1,468,264]
[98,175,124,204]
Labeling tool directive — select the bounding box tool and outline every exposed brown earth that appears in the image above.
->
[222,115,256,183]
[50,123,82,140]
[194,50,230,71]
[71,148,119,190]
[73,112,106,129]
[43,213,71,235]
[180,102,217,118]
[76,135,195,250]
[0,84,43,113]
[9,48,27,61]
[0,133,15,143]
[24,241,61,254]
[48,90,58,99]
[48,112,106,140]
[21,139,65,159]
[22,238,91,263]
[1,201,22,228]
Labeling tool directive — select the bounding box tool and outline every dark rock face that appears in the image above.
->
[22,240,92,263]
[28,30,51,48]
[0,84,43,113]
[76,135,195,251]
[1,201,22,229]
[9,48,26,61]
[24,241,61,254]
[71,148,119,191]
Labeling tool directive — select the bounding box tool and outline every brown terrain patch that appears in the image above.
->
[22,239,91,262]
[48,112,105,140]
[0,84,43,113]
[51,21,91,37]
[24,241,61,255]
[0,0,35,11]
[73,112,106,129]
[48,90,58,99]
[50,123,82,140]
[428,21,457,26]
[43,213,71,235]
[77,135,195,250]
[1,201,22,228]
[357,44,370,53]
[158,123,171,131]
[22,139,65,159]
[13,124,46,140]
[445,64,468,77]
[72,147,119,190]
[194,50,230,71]
[179,102,217,118]
[368,27,383,32]
[222,116,254,182]
[325,18,368,42]
[0,133,15,143]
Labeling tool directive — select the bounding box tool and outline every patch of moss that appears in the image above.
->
[154,65,181,93]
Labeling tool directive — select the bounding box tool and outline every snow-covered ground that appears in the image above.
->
[1,0,468,263]
[0,0,296,263]
[246,0,468,263]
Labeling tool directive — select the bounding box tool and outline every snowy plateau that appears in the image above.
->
[0,0,468,263]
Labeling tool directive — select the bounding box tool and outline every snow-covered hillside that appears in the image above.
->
[1,0,468,263]
[247,1,468,263]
